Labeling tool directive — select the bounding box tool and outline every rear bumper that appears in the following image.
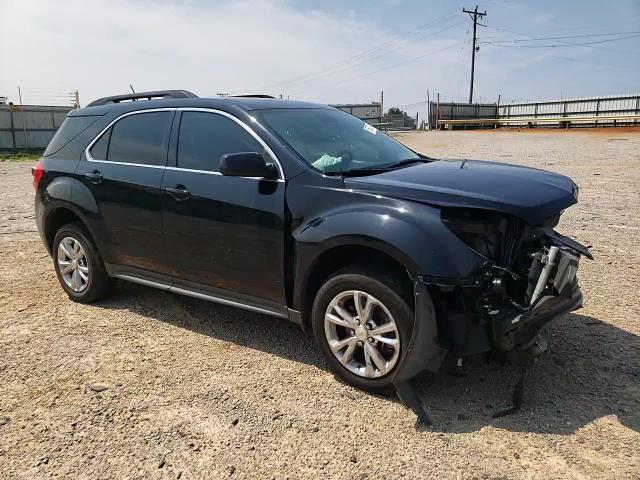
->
[34,195,50,254]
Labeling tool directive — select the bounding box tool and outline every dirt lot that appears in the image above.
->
[1,129,639,479]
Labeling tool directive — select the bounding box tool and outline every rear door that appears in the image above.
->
[76,109,174,275]
[161,109,287,310]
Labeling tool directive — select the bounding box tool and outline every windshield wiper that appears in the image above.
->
[378,157,428,170]
[323,158,428,177]
[323,167,390,177]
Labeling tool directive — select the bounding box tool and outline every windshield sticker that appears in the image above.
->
[363,123,377,135]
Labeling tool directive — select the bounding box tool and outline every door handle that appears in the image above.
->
[84,170,103,184]
[164,185,192,200]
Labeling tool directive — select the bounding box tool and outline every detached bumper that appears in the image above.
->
[491,246,583,352]
[491,278,582,351]
[391,227,590,377]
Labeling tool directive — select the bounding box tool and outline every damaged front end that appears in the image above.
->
[429,207,592,358]
[393,207,592,424]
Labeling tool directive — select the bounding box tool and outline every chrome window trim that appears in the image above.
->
[165,166,222,176]
[85,107,285,180]
[85,108,175,168]
[164,165,284,182]
[87,158,166,170]
[176,107,284,179]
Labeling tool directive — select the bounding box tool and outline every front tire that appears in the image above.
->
[52,222,113,303]
[312,267,414,394]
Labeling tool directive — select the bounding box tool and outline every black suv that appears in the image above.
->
[34,90,590,420]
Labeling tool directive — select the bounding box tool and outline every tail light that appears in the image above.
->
[31,162,44,191]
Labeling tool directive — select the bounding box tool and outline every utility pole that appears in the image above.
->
[17,86,29,149]
[463,5,487,104]
[426,89,430,130]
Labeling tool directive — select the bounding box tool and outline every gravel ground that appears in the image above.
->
[1,129,639,479]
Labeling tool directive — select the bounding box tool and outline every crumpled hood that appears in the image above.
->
[344,159,578,225]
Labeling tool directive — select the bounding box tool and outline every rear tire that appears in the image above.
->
[312,266,414,394]
[52,222,113,303]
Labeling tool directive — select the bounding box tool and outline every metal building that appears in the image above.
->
[428,102,497,130]
[330,102,382,124]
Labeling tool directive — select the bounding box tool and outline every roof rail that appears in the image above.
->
[230,94,276,99]
[86,90,198,107]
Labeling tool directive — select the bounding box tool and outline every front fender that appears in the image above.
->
[292,202,452,379]
[293,199,484,285]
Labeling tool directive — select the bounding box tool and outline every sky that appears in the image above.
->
[1,0,639,120]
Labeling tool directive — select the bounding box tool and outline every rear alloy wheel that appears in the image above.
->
[52,222,113,303]
[312,268,413,394]
[57,236,90,293]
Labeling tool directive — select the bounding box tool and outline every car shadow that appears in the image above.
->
[97,282,639,435]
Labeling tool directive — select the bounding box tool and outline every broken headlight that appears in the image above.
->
[441,208,501,260]
[441,208,525,266]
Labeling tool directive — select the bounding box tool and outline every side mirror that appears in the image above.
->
[219,152,278,180]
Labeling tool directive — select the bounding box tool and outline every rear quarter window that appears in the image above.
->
[105,111,173,166]
[43,115,102,157]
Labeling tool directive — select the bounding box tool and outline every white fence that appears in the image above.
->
[498,94,640,127]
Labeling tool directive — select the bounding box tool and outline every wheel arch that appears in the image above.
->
[295,237,418,332]
[38,172,101,254]
[44,205,95,253]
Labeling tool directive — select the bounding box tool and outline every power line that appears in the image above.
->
[479,22,638,71]
[453,26,474,102]
[272,17,464,95]
[235,11,460,95]
[289,41,462,96]
[479,30,640,44]
[238,14,457,93]
[392,100,429,109]
[528,51,636,70]
[482,19,640,37]
[282,17,460,92]
[482,33,640,48]
[278,17,462,93]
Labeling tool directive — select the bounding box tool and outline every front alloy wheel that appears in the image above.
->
[324,290,400,378]
[312,267,414,394]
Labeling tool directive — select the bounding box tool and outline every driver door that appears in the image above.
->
[161,110,287,312]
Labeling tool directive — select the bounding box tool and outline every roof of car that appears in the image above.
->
[74,91,330,117]
[225,96,327,110]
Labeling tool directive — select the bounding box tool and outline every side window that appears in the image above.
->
[44,115,101,157]
[177,112,262,172]
[95,111,172,166]
[89,128,111,160]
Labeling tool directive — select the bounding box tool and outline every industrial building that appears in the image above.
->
[330,102,382,125]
